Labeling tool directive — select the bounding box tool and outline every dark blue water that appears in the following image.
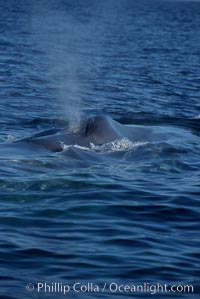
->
[0,0,200,298]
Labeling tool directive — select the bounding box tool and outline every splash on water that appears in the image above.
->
[63,138,148,153]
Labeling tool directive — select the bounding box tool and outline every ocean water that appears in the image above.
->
[0,0,200,298]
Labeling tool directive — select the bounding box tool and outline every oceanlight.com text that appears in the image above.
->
[26,281,194,295]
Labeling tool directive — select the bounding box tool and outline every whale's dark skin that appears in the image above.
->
[15,115,158,152]
[10,115,198,153]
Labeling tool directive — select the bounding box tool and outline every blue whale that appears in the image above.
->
[14,115,193,153]
[15,115,156,152]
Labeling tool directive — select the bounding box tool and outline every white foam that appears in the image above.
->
[92,138,148,153]
[6,135,16,142]
[62,143,90,151]
[63,138,148,153]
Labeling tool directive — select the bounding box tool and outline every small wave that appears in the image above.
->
[63,143,91,152]
[63,138,148,153]
[6,135,16,142]
[0,134,17,144]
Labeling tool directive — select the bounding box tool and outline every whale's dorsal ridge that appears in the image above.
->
[77,115,110,137]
